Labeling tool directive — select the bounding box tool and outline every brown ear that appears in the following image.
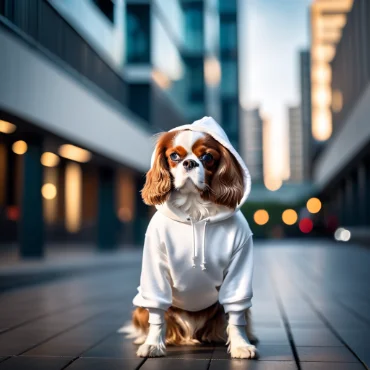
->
[141,133,173,206]
[210,144,244,209]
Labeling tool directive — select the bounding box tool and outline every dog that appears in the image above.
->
[121,117,257,359]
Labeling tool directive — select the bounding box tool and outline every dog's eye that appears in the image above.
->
[200,153,213,163]
[170,153,180,161]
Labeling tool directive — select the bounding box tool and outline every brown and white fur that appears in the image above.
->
[121,129,258,358]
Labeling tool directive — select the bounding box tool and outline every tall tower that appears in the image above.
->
[241,108,264,183]
[219,0,240,151]
[288,106,304,183]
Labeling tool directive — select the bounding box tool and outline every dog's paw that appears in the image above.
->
[137,343,166,358]
[230,344,258,359]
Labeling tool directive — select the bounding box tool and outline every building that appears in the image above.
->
[0,0,242,257]
[299,50,313,180]
[240,108,263,183]
[310,0,353,142]
[313,0,370,237]
[288,106,304,183]
[219,0,240,150]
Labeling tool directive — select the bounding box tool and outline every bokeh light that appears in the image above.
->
[334,227,351,242]
[264,177,282,192]
[307,197,322,213]
[204,57,221,86]
[118,207,133,222]
[41,152,60,167]
[254,210,269,226]
[282,209,298,225]
[12,140,28,155]
[41,183,57,200]
[299,218,313,233]
[59,144,91,163]
[0,120,16,134]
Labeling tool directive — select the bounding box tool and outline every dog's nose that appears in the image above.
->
[183,159,199,171]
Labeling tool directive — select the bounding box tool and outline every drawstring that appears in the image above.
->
[200,220,209,270]
[187,217,209,271]
[190,218,196,268]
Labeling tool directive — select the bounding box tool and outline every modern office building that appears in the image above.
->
[313,0,370,237]
[0,0,242,256]
[240,108,263,183]
[310,0,353,142]
[219,0,240,150]
[288,106,304,183]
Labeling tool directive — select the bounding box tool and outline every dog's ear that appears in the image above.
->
[141,132,173,206]
[210,144,244,209]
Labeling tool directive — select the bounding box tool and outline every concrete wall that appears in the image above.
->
[314,82,370,189]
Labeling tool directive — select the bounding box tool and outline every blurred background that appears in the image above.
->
[0,0,369,259]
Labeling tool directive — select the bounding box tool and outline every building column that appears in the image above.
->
[19,136,44,258]
[366,162,370,225]
[97,167,117,251]
[344,176,354,226]
[133,174,148,246]
[357,163,367,226]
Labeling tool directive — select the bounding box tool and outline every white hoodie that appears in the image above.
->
[133,117,254,315]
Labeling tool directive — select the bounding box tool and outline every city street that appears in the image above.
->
[0,240,368,370]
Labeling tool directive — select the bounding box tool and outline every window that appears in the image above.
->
[220,19,237,51]
[221,61,238,96]
[126,5,150,64]
[222,100,238,136]
[186,61,204,102]
[219,0,237,13]
[184,3,204,52]
[92,0,114,23]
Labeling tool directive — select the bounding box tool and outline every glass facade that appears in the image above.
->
[183,2,204,52]
[221,61,238,96]
[219,0,239,150]
[218,0,237,12]
[220,19,237,51]
[126,5,150,64]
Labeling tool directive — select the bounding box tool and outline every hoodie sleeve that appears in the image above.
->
[133,222,172,311]
[218,235,254,313]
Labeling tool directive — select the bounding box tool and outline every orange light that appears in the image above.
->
[264,177,282,192]
[41,183,57,200]
[312,108,332,141]
[0,120,16,134]
[12,140,27,155]
[204,57,221,86]
[59,144,91,163]
[282,209,298,225]
[254,210,269,226]
[307,197,322,214]
[41,152,60,167]
[332,89,343,113]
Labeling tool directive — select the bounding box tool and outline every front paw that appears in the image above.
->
[230,344,257,359]
[137,343,166,357]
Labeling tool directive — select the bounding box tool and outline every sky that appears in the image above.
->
[239,0,313,182]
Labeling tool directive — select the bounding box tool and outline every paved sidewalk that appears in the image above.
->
[0,240,369,369]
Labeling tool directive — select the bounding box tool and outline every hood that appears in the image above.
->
[151,116,252,224]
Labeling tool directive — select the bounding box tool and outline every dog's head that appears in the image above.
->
[141,129,244,209]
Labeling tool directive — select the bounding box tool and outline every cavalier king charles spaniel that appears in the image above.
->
[120,117,257,359]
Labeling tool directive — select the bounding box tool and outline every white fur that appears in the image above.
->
[170,131,206,191]
[227,324,257,359]
[137,323,166,357]
[170,181,227,221]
